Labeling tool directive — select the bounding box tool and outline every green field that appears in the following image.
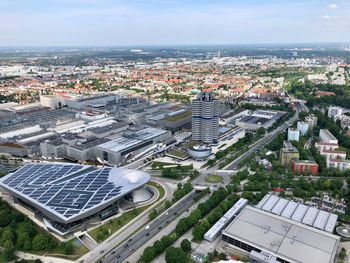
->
[205,175,224,183]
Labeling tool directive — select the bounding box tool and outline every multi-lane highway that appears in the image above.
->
[100,192,196,263]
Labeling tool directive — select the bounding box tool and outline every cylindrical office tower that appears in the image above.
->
[192,92,219,144]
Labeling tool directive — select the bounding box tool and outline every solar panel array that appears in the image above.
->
[256,194,338,233]
[1,163,125,220]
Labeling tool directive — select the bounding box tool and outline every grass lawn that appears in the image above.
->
[205,175,224,183]
[46,238,89,259]
[88,181,165,243]
[167,149,188,159]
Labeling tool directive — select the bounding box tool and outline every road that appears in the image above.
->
[78,180,171,263]
[101,191,197,263]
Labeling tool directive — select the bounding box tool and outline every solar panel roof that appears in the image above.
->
[0,163,150,224]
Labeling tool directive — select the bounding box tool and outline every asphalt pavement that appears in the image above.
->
[100,191,196,263]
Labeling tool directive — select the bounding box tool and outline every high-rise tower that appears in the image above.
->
[192,92,219,144]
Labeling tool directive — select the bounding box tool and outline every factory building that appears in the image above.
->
[236,109,285,131]
[94,126,171,166]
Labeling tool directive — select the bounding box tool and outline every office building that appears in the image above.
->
[287,128,300,142]
[192,92,219,144]
[279,141,299,166]
[292,160,319,175]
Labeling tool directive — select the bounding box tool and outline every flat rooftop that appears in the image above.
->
[223,206,340,263]
[98,127,168,153]
[0,163,150,224]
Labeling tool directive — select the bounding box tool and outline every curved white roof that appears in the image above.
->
[0,163,150,223]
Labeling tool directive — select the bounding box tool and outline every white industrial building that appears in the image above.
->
[222,205,340,263]
[204,198,248,242]
[256,194,338,233]
[94,126,171,166]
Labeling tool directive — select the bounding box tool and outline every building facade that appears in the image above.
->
[288,128,300,142]
[192,92,219,144]
[280,141,300,166]
[305,114,318,129]
[292,160,319,175]
[328,106,343,119]
[297,121,309,136]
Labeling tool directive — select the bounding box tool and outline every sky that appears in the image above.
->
[0,0,349,46]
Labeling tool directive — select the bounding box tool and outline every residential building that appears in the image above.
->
[297,121,309,136]
[288,128,300,142]
[320,150,347,161]
[328,106,343,119]
[327,158,350,171]
[319,129,338,144]
[305,114,318,130]
[292,160,319,175]
[280,141,300,166]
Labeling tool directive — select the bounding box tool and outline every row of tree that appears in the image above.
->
[139,187,229,263]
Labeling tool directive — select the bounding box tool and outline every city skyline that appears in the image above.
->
[1,0,350,46]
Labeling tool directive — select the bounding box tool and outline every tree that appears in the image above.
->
[165,247,187,263]
[17,232,30,249]
[0,210,12,226]
[339,248,347,260]
[64,242,74,255]
[32,234,48,251]
[149,209,158,220]
[1,229,16,246]
[180,239,191,253]
[142,246,155,263]
[153,240,165,255]
[257,127,266,136]
[3,247,15,261]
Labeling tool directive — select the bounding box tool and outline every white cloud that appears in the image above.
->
[328,3,338,9]
[321,14,339,19]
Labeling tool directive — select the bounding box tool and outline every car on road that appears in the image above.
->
[100,250,104,254]
[144,225,150,230]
